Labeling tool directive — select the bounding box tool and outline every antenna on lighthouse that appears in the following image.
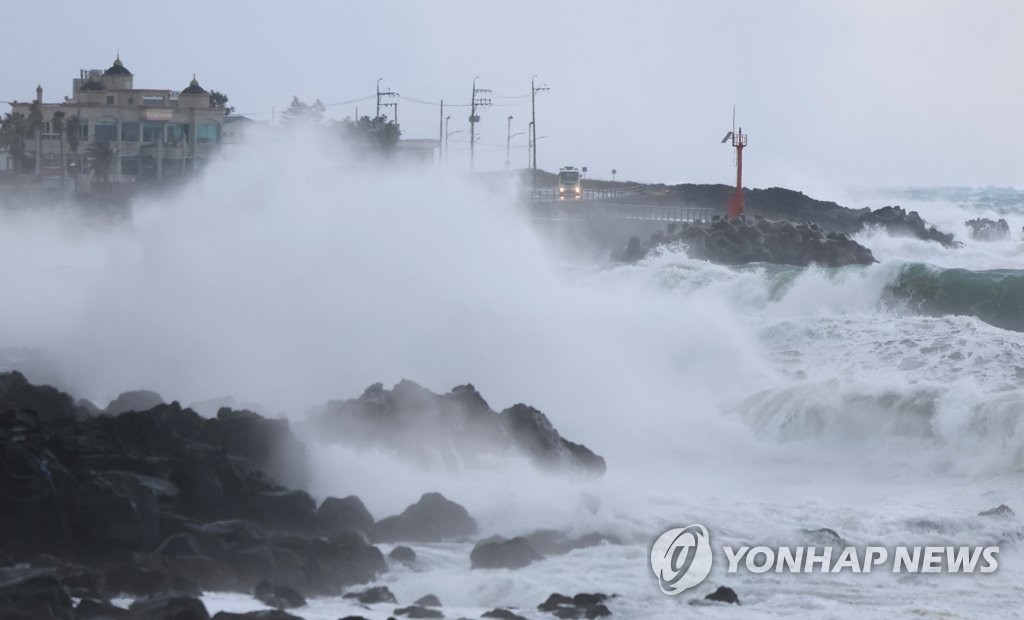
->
[722,106,747,219]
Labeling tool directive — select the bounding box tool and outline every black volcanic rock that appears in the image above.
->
[858,206,958,248]
[388,545,417,564]
[104,390,164,415]
[306,381,604,476]
[127,594,210,619]
[373,492,477,543]
[470,537,543,570]
[343,585,397,604]
[522,530,620,556]
[0,570,75,620]
[254,579,306,609]
[318,495,375,536]
[966,218,1011,241]
[0,372,386,599]
[705,585,740,604]
[624,216,876,267]
[537,592,612,617]
[978,504,1014,517]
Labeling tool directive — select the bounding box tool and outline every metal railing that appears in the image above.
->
[530,202,717,224]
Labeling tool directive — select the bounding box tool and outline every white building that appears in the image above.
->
[8,55,227,182]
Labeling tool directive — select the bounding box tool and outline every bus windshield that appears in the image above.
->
[559,171,580,184]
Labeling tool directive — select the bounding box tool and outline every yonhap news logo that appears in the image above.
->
[650,524,1000,595]
[650,525,714,594]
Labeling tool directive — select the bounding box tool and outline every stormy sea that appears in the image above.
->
[1,134,1022,619]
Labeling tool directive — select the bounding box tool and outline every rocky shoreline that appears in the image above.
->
[0,371,620,619]
[618,205,960,267]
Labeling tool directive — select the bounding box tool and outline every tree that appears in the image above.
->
[26,101,43,176]
[0,112,28,172]
[208,90,234,116]
[86,141,114,183]
[336,115,401,159]
[281,96,325,126]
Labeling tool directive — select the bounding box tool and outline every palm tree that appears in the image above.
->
[0,112,28,172]
[86,141,114,183]
[26,101,43,176]
[65,115,81,179]
[51,111,65,181]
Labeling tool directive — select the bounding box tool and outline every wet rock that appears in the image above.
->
[242,490,317,533]
[104,390,164,415]
[388,545,417,565]
[523,530,620,556]
[705,585,740,604]
[254,579,306,609]
[802,527,844,547]
[342,585,397,605]
[0,570,75,620]
[76,598,130,619]
[104,564,199,598]
[858,206,958,248]
[966,218,1011,242]
[212,611,306,620]
[394,604,444,618]
[471,537,544,570]
[414,594,441,607]
[624,216,876,267]
[318,495,375,536]
[481,609,527,620]
[978,504,1014,517]
[127,594,210,619]
[306,382,603,476]
[538,592,611,618]
[373,493,477,543]
[0,370,80,422]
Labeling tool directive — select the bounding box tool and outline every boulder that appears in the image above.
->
[342,585,397,605]
[318,496,375,535]
[538,593,611,618]
[76,598,130,619]
[104,390,164,415]
[393,605,443,618]
[306,382,603,476]
[705,585,740,604]
[471,537,543,570]
[978,504,1014,517]
[373,493,476,543]
[212,611,305,620]
[254,579,306,609]
[0,570,75,620]
[388,545,417,565]
[522,530,620,556]
[127,594,210,620]
[414,594,441,607]
[481,609,527,620]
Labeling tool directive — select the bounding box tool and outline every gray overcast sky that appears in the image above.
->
[2,0,1022,190]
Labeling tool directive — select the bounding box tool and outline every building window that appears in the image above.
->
[94,121,117,143]
[80,121,88,140]
[143,95,164,106]
[197,123,219,143]
[120,157,139,176]
[121,122,140,143]
[142,122,164,143]
[106,96,115,105]
[165,123,184,145]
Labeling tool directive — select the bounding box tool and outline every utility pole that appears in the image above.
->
[376,77,398,120]
[530,75,549,173]
[439,100,444,166]
[444,115,451,164]
[506,115,513,172]
[469,76,491,172]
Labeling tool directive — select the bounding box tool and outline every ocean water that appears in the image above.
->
[2,132,1023,618]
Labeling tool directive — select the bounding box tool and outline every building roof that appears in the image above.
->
[104,55,132,76]
[79,80,104,91]
[181,75,207,95]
